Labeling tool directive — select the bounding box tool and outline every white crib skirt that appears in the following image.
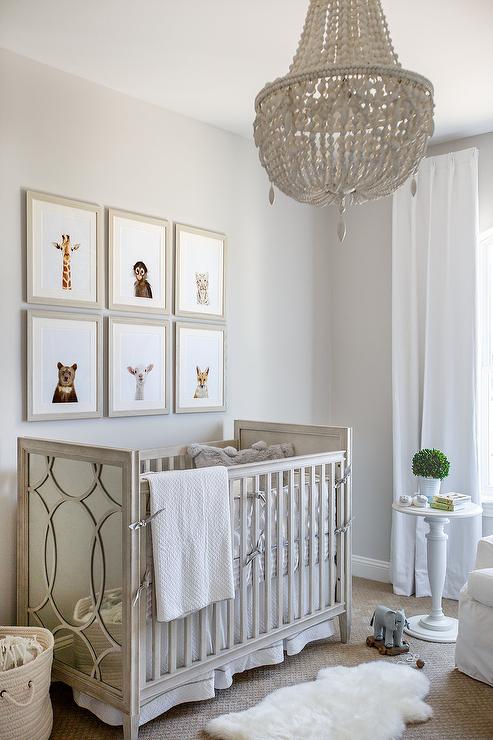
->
[73,618,334,727]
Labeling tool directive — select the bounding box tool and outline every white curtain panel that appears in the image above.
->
[391,148,481,599]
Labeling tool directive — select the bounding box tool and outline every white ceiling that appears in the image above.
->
[1,0,493,142]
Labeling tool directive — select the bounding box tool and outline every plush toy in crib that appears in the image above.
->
[370,605,409,649]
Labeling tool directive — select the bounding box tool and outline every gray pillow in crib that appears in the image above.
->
[187,440,295,468]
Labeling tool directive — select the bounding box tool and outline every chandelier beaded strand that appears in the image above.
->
[254,0,434,242]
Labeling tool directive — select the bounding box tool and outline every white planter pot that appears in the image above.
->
[418,476,441,501]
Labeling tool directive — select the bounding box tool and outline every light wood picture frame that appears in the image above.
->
[175,321,226,413]
[109,316,170,417]
[175,223,226,320]
[27,190,103,308]
[109,208,170,315]
[27,309,103,421]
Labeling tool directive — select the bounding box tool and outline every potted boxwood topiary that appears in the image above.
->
[412,449,450,500]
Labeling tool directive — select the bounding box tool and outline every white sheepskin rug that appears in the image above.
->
[205,661,432,740]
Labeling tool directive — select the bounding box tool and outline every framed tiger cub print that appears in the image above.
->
[174,223,226,320]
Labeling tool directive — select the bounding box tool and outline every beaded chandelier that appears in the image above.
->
[253,0,434,241]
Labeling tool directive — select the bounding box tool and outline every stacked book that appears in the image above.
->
[430,492,471,512]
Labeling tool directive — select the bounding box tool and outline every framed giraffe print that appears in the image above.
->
[175,224,226,320]
[108,208,170,314]
[27,191,103,308]
[109,317,169,417]
[27,310,103,421]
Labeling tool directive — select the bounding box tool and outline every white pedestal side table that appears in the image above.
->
[392,500,483,643]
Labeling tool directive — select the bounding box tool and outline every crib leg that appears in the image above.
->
[123,713,139,740]
[339,612,351,643]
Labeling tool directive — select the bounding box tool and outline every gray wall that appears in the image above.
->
[324,131,493,565]
[0,50,331,623]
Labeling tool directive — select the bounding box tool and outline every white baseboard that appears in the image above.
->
[352,555,391,583]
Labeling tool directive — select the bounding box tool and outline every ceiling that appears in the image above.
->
[1,0,492,142]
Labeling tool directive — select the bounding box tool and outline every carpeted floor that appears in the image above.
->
[51,577,493,738]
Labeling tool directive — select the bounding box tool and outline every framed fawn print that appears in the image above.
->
[175,224,226,320]
[109,209,170,314]
[27,310,103,421]
[27,191,103,308]
[175,322,226,413]
[109,317,169,417]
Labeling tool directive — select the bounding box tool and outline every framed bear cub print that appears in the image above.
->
[27,310,103,421]
[175,224,226,320]
[27,191,103,308]
[109,209,170,314]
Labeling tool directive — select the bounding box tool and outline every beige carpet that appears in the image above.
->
[51,578,493,739]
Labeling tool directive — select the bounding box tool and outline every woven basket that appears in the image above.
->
[0,626,53,740]
[73,589,123,689]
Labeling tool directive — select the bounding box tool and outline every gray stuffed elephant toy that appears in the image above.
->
[370,605,408,648]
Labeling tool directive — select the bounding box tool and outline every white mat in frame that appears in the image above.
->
[27,190,103,309]
[27,309,103,421]
[108,208,170,315]
[109,316,170,417]
[175,223,226,320]
[175,321,226,413]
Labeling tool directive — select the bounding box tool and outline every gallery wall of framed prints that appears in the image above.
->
[24,189,227,420]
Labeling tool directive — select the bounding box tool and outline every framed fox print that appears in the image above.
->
[27,191,103,308]
[175,322,226,413]
[27,310,103,421]
[109,209,170,314]
[175,224,226,320]
[109,317,169,417]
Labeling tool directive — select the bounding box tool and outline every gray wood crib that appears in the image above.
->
[17,420,352,738]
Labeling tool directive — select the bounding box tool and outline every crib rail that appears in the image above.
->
[138,439,237,475]
[139,448,350,700]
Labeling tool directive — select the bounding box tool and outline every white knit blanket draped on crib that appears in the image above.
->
[144,467,235,622]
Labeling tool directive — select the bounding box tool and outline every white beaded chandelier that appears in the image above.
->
[253,0,434,241]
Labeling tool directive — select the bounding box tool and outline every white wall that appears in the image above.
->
[0,49,331,623]
[324,131,493,569]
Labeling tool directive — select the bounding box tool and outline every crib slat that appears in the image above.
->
[252,474,260,639]
[213,603,221,654]
[329,463,336,607]
[277,471,284,627]
[287,468,295,624]
[184,615,192,666]
[200,607,208,661]
[299,466,305,619]
[309,466,316,614]
[168,621,177,673]
[336,461,345,608]
[264,472,272,632]
[227,481,235,648]
[318,464,327,611]
[240,477,248,643]
[151,590,160,680]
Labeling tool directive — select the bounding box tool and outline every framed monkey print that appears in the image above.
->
[27,191,103,308]
[109,209,170,314]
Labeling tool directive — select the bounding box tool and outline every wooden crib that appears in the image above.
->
[17,420,352,739]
